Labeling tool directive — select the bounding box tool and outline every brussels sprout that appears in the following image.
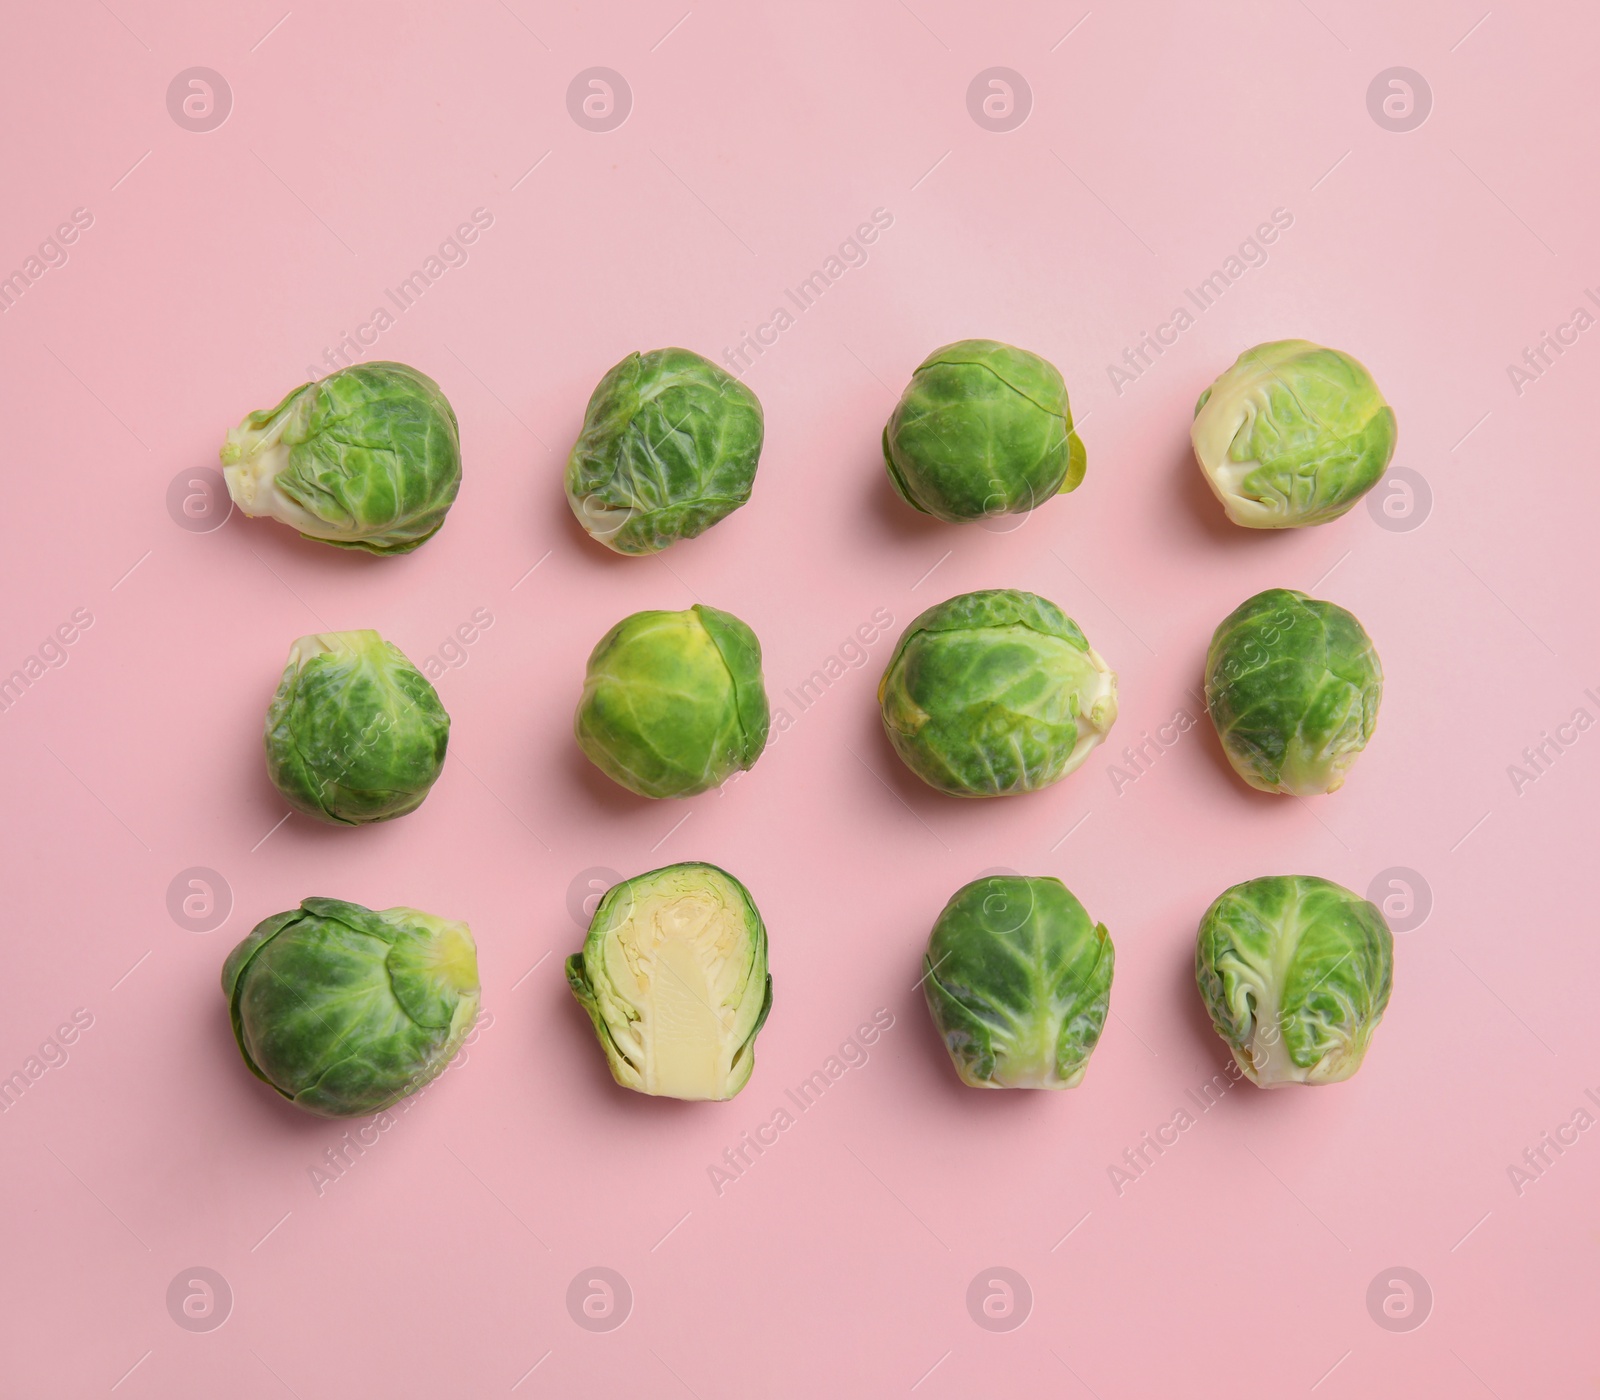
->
[878,589,1116,797]
[566,348,764,554]
[1191,340,1396,528]
[883,339,1086,523]
[566,863,771,1100]
[264,630,450,825]
[1195,875,1392,1087]
[575,604,769,799]
[221,362,461,553]
[222,898,480,1116]
[923,875,1113,1089]
[1205,588,1382,796]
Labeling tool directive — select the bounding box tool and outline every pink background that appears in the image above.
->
[1,1,1595,1394]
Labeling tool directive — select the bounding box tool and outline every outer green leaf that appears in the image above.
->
[575,604,770,798]
[877,589,1116,797]
[565,348,764,554]
[923,876,1113,1089]
[222,898,480,1117]
[883,339,1086,523]
[1205,588,1382,796]
[1191,340,1397,528]
[220,362,462,553]
[1195,875,1393,1086]
[264,630,450,825]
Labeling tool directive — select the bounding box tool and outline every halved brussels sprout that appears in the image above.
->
[566,348,764,554]
[1191,340,1396,528]
[264,630,450,825]
[1195,875,1392,1087]
[222,898,480,1116]
[566,863,771,1100]
[878,589,1116,797]
[575,604,769,799]
[883,339,1086,523]
[221,362,462,553]
[923,875,1113,1089]
[1205,588,1382,796]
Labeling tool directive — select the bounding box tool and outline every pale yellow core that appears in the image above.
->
[605,887,745,1100]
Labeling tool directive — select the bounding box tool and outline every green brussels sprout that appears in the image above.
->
[221,362,462,554]
[222,898,480,1117]
[1205,588,1382,796]
[878,589,1116,797]
[1191,339,1397,528]
[566,863,771,1101]
[566,348,764,554]
[575,604,769,799]
[923,875,1114,1089]
[882,339,1086,523]
[1195,875,1392,1087]
[264,630,450,825]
